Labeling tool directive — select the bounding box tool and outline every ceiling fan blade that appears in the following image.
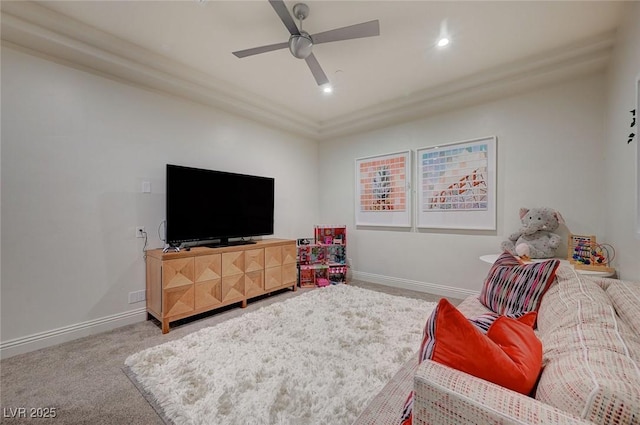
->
[305,53,329,86]
[268,0,300,36]
[311,20,380,44]
[233,42,289,58]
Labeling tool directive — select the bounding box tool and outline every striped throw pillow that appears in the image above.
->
[469,310,536,334]
[479,251,560,317]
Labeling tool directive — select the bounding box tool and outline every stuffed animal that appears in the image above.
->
[501,207,564,259]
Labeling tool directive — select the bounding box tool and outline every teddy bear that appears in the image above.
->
[501,207,564,259]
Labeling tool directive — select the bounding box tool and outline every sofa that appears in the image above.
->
[415,264,640,425]
[355,264,640,425]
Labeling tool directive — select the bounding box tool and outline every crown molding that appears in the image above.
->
[320,32,615,140]
[1,2,615,142]
[0,2,320,140]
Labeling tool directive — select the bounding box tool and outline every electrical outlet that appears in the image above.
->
[136,226,146,238]
[128,290,146,304]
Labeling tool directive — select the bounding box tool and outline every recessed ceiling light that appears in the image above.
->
[323,85,333,94]
[437,37,450,48]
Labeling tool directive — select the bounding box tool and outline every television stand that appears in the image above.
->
[145,239,297,333]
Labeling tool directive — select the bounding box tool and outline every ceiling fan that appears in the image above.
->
[232,0,380,86]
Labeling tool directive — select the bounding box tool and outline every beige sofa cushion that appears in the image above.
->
[536,348,640,424]
[536,267,612,335]
[606,279,640,336]
[533,266,640,424]
[455,295,494,317]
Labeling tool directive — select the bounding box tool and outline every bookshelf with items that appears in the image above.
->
[297,225,348,288]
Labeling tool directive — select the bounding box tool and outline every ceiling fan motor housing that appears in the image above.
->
[289,32,313,59]
[232,1,380,86]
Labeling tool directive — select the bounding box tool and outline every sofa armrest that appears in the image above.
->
[413,361,593,425]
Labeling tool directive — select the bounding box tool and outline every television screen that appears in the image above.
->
[166,164,274,246]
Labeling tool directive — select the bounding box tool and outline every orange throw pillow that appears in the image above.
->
[400,299,542,425]
[425,298,542,394]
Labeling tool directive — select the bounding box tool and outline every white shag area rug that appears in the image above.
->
[125,285,436,425]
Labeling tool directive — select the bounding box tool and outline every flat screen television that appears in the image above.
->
[166,164,274,247]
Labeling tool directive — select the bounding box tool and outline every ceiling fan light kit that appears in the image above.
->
[232,1,380,86]
[437,37,450,48]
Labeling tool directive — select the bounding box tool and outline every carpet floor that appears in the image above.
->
[0,281,460,425]
[125,285,436,425]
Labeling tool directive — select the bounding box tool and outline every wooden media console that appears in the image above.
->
[145,238,297,333]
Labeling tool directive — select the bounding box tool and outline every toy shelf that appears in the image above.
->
[297,225,349,288]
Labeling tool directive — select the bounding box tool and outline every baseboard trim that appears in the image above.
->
[1,307,147,359]
[352,270,479,300]
[0,274,475,358]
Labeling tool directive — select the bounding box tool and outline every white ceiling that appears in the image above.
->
[0,1,626,140]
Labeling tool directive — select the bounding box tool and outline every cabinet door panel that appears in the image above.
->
[162,258,194,289]
[221,273,244,302]
[195,280,222,309]
[282,263,297,285]
[222,251,244,277]
[282,244,297,265]
[265,266,282,290]
[195,254,221,283]
[265,246,282,268]
[244,248,264,272]
[245,270,265,297]
[164,285,194,317]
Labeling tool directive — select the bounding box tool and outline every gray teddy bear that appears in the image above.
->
[501,207,564,259]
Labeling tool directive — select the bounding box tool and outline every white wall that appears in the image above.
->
[319,73,607,296]
[603,1,640,281]
[4,8,638,356]
[0,46,319,353]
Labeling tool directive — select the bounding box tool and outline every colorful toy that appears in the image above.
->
[328,266,348,284]
[568,234,615,273]
[501,207,564,259]
[298,267,316,288]
[569,235,596,264]
[297,225,349,287]
[316,278,330,287]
